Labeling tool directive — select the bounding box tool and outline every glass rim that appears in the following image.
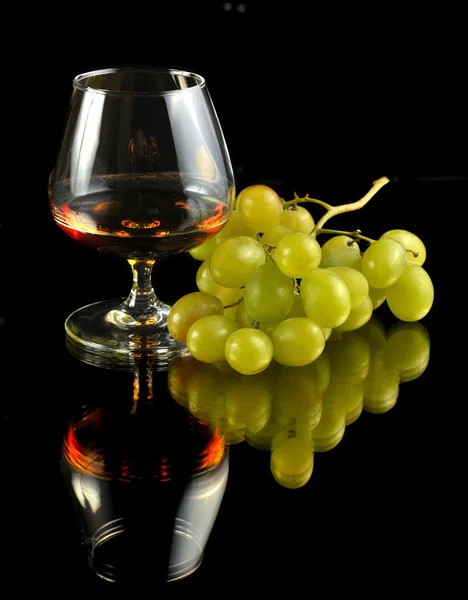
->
[73,67,206,97]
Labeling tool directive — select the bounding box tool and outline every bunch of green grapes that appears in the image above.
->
[167,316,430,489]
[167,182,434,376]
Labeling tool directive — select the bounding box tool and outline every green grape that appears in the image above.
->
[280,205,315,234]
[260,225,297,246]
[273,366,323,433]
[215,285,244,307]
[259,323,276,337]
[326,266,369,309]
[187,362,226,424]
[319,235,362,270]
[235,301,256,328]
[187,315,238,363]
[246,417,285,451]
[369,285,386,309]
[323,328,332,341]
[386,264,434,322]
[225,328,273,375]
[224,305,238,320]
[196,259,220,294]
[381,229,426,266]
[311,402,346,452]
[361,238,407,289]
[300,268,351,328]
[335,296,373,332]
[270,436,314,489]
[210,236,265,288]
[216,209,259,242]
[168,355,199,408]
[324,381,364,425]
[272,318,325,367]
[222,431,246,445]
[275,232,322,278]
[225,374,272,434]
[237,184,283,232]
[244,263,295,324]
[328,331,371,383]
[287,294,308,318]
[189,234,219,261]
[385,321,430,382]
[168,292,224,343]
[363,355,400,414]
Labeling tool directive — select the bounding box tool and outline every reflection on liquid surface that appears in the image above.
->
[167,316,430,489]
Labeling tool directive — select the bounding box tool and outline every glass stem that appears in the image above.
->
[121,259,163,323]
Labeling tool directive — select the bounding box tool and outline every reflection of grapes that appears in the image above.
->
[167,316,430,489]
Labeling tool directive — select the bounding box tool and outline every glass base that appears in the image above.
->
[65,299,185,370]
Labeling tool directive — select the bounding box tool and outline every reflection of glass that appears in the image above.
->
[61,358,228,585]
[49,67,235,365]
[168,317,430,489]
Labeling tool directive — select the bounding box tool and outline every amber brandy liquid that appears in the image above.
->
[50,174,230,258]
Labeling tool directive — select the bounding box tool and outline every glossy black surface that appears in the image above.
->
[2,2,464,593]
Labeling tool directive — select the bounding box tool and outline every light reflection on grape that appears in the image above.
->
[168,316,430,489]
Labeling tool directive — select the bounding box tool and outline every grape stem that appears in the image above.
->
[283,192,333,211]
[224,298,243,309]
[315,228,376,245]
[312,177,391,235]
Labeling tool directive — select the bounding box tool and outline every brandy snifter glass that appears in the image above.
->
[49,67,235,364]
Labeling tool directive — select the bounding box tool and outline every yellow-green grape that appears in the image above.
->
[361,238,407,289]
[273,366,323,434]
[225,328,273,375]
[307,350,331,395]
[270,436,314,489]
[323,328,332,341]
[319,235,362,270]
[260,225,297,246]
[275,232,322,278]
[324,381,364,425]
[224,305,237,320]
[368,285,386,310]
[300,268,351,328]
[381,229,426,266]
[327,331,371,383]
[215,285,244,307]
[385,321,430,382]
[335,296,373,332]
[237,184,283,232]
[359,315,387,353]
[222,430,246,445]
[235,301,256,328]
[287,294,308,319]
[271,318,325,367]
[244,263,295,324]
[326,266,369,309]
[216,209,258,242]
[186,315,238,363]
[210,236,265,288]
[280,205,315,234]
[168,292,224,343]
[386,265,434,322]
[196,260,220,294]
[311,402,346,452]
[363,355,400,414]
[246,417,285,451]
[187,362,226,424]
[224,374,272,434]
[167,355,199,408]
[259,322,276,337]
[189,234,219,261]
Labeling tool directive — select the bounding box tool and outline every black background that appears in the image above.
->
[0,1,465,595]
